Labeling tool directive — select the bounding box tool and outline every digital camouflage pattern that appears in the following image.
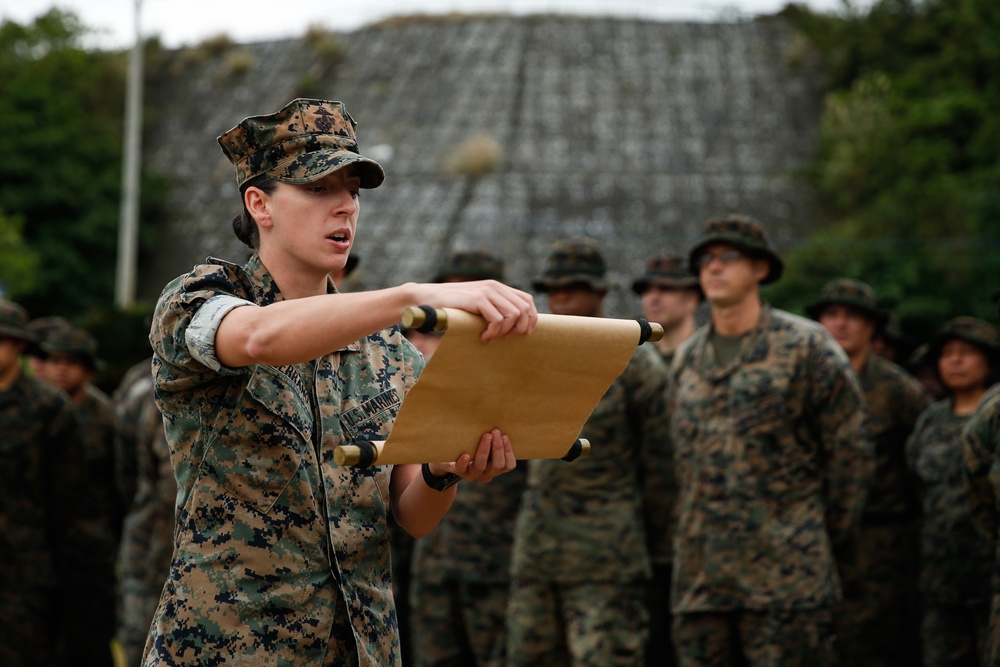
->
[906,399,991,666]
[143,254,423,667]
[410,246,520,667]
[632,254,701,294]
[668,305,873,614]
[531,237,610,292]
[68,383,122,654]
[0,298,32,340]
[24,315,72,361]
[117,377,176,667]
[507,579,649,667]
[0,371,115,666]
[928,316,1000,360]
[834,353,929,667]
[409,464,527,667]
[433,250,505,283]
[218,98,385,189]
[408,582,511,667]
[962,383,1000,666]
[852,354,930,514]
[112,358,154,516]
[686,214,784,284]
[410,457,526,586]
[507,343,669,665]
[672,608,836,667]
[40,324,103,369]
[804,277,885,322]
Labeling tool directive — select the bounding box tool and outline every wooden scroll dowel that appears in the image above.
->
[635,317,664,345]
[404,306,663,346]
[334,438,592,468]
[334,440,383,467]
[402,306,448,333]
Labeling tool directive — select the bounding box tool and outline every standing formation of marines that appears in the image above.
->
[2,98,1000,667]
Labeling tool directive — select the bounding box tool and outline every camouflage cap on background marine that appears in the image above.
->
[805,278,886,324]
[434,250,505,282]
[687,214,784,284]
[928,316,1000,361]
[531,238,609,292]
[632,255,701,295]
[25,315,74,357]
[218,98,385,189]
[40,326,102,370]
[0,298,32,342]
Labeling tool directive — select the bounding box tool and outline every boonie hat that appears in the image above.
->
[0,299,32,342]
[805,278,886,323]
[632,255,701,295]
[434,250,505,283]
[927,316,1000,363]
[532,238,609,292]
[25,315,74,357]
[40,326,102,370]
[218,98,385,189]
[688,214,784,284]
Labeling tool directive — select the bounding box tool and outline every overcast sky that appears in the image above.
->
[0,0,863,50]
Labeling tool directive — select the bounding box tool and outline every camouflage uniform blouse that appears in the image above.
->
[856,354,930,521]
[0,373,115,665]
[510,343,669,583]
[144,255,423,667]
[906,399,991,604]
[411,464,526,585]
[668,306,873,613]
[964,384,1000,555]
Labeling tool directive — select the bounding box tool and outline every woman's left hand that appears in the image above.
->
[427,428,516,483]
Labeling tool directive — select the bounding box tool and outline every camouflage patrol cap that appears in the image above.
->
[928,316,1000,361]
[532,238,608,292]
[688,214,784,284]
[40,326,102,370]
[0,299,32,342]
[218,98,385,189]
[434,250,504,282]
[632,255,701,295]
[805,278,885,323]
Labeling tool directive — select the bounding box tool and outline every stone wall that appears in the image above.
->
[141,14,825,317]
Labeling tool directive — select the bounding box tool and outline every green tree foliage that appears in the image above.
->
[0,9,168,320]
[0,208,40,297]
[774,0,1000,344]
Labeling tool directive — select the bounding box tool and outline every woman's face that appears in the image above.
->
[938,338,991,393]
[253,165,362,278]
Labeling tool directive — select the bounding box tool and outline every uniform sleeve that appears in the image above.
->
[901,376,933,434]
[625,347,673,559]
[963,393,1000,546]
[150,265,254,394]
[186,294,256,371]
[45,396,116,663]
[808,334,875,555]
[904,405,933,500]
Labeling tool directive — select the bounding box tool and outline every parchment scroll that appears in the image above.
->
[334,307,660,466]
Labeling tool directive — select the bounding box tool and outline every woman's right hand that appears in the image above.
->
[410,279,537,341]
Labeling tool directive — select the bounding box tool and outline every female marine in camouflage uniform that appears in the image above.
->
[143,99,535,667]
[907,317,998,666]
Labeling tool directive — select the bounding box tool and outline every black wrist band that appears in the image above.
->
[421,462,461,492]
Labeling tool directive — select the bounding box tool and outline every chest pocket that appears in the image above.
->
[339,388,401,443]
[203,365,312,512]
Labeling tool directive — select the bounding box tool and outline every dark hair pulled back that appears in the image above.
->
[233,174,279,250]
